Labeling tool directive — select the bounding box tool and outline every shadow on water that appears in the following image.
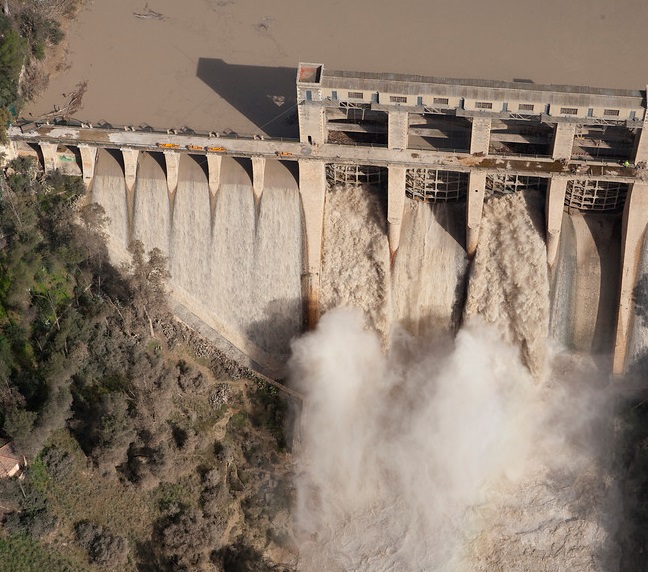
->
[633,273,648,328]
[145,151,168,176]
[187,154,209,182]
[522,189,547,239]
[104,148,125,172]
[196,59,299,139]
[584,214,621,354]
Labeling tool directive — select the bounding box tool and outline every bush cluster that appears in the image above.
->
[75,520,129,568]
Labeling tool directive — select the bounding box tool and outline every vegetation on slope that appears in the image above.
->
[0,158,297,571]
[0,0,82,139]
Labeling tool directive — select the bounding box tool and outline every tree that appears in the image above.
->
[75,521,129,568]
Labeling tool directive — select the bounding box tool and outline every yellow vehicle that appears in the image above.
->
[275,151,292,157]
[156,142,180,149]
[186,145,204,152]
[206,146,227,153]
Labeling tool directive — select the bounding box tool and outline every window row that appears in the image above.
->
[323,92,631,119]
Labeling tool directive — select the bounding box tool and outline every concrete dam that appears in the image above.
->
[8,63,648,569]
[6,63,648,379]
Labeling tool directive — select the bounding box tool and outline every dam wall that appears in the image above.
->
[6,64,648,376]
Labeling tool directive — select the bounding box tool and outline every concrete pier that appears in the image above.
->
[121,148,139,192]
[466,171,486,256]
[633,103,648,164]
[39,142,58,172]
[252,156,266,204]
[206,153,222,195]
[470,118,491,155]
[545,177,568,266]
[387,165,407,257]
[163,150,180,194]
[298,159,327,329]
[299,104,327,145]
[78,144,97,188]
[552,123,576,160]
[613,181,648,375]
[388,111,409,150]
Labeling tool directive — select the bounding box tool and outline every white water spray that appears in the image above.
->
[291,309,619,572]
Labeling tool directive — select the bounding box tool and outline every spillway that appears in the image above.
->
[91,150,130,261]
[320,184,391,340]
[465,191,549,377]
[92,153,303,371]
[392,200,467,339]
[91,158,631,570]
[294,186,622,571]
[550,212,621,355]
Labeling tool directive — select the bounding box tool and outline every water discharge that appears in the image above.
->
[392,200,467,338]
[91,159,627,569]
[320,184,391,341]
[91,153,303,369]
[465,191,549,377]
[292,189,621,571]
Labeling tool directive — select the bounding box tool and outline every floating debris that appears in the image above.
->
[133,4,166,21]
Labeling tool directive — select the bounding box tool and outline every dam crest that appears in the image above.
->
[5,63,648,376]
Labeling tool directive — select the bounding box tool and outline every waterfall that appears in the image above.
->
[91,154,303,366]
[169,155,212,312]
[320,184,391,340]
[392,200,467,338]
[465,191,549,377]
[91,149,129,262]
[133,153,171,256]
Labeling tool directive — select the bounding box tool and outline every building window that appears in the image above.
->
[518,103,534,111]
[371,93,379,103]
[305,90,312,101]
[603,109,620,117]
[417,96,423,106]
[560,107,578,115]
[434,97,449,105]
[630,111,637,120]
[331,90,338,100]
[348,91,363,99]
[390,95,408,103]
[475,101,493,109]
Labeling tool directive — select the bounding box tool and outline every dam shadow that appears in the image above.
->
[196,59,299,139]
[245,297,303,360]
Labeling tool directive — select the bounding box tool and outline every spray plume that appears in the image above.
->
[290,308,620,571]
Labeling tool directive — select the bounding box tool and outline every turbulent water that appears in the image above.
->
[92,160,625,570]
[294,189,621,571]
[465,191,549,377]
[320,184,392,340]
[392,200,467,338]
[321,187,468,343]
[291,312,619,572]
